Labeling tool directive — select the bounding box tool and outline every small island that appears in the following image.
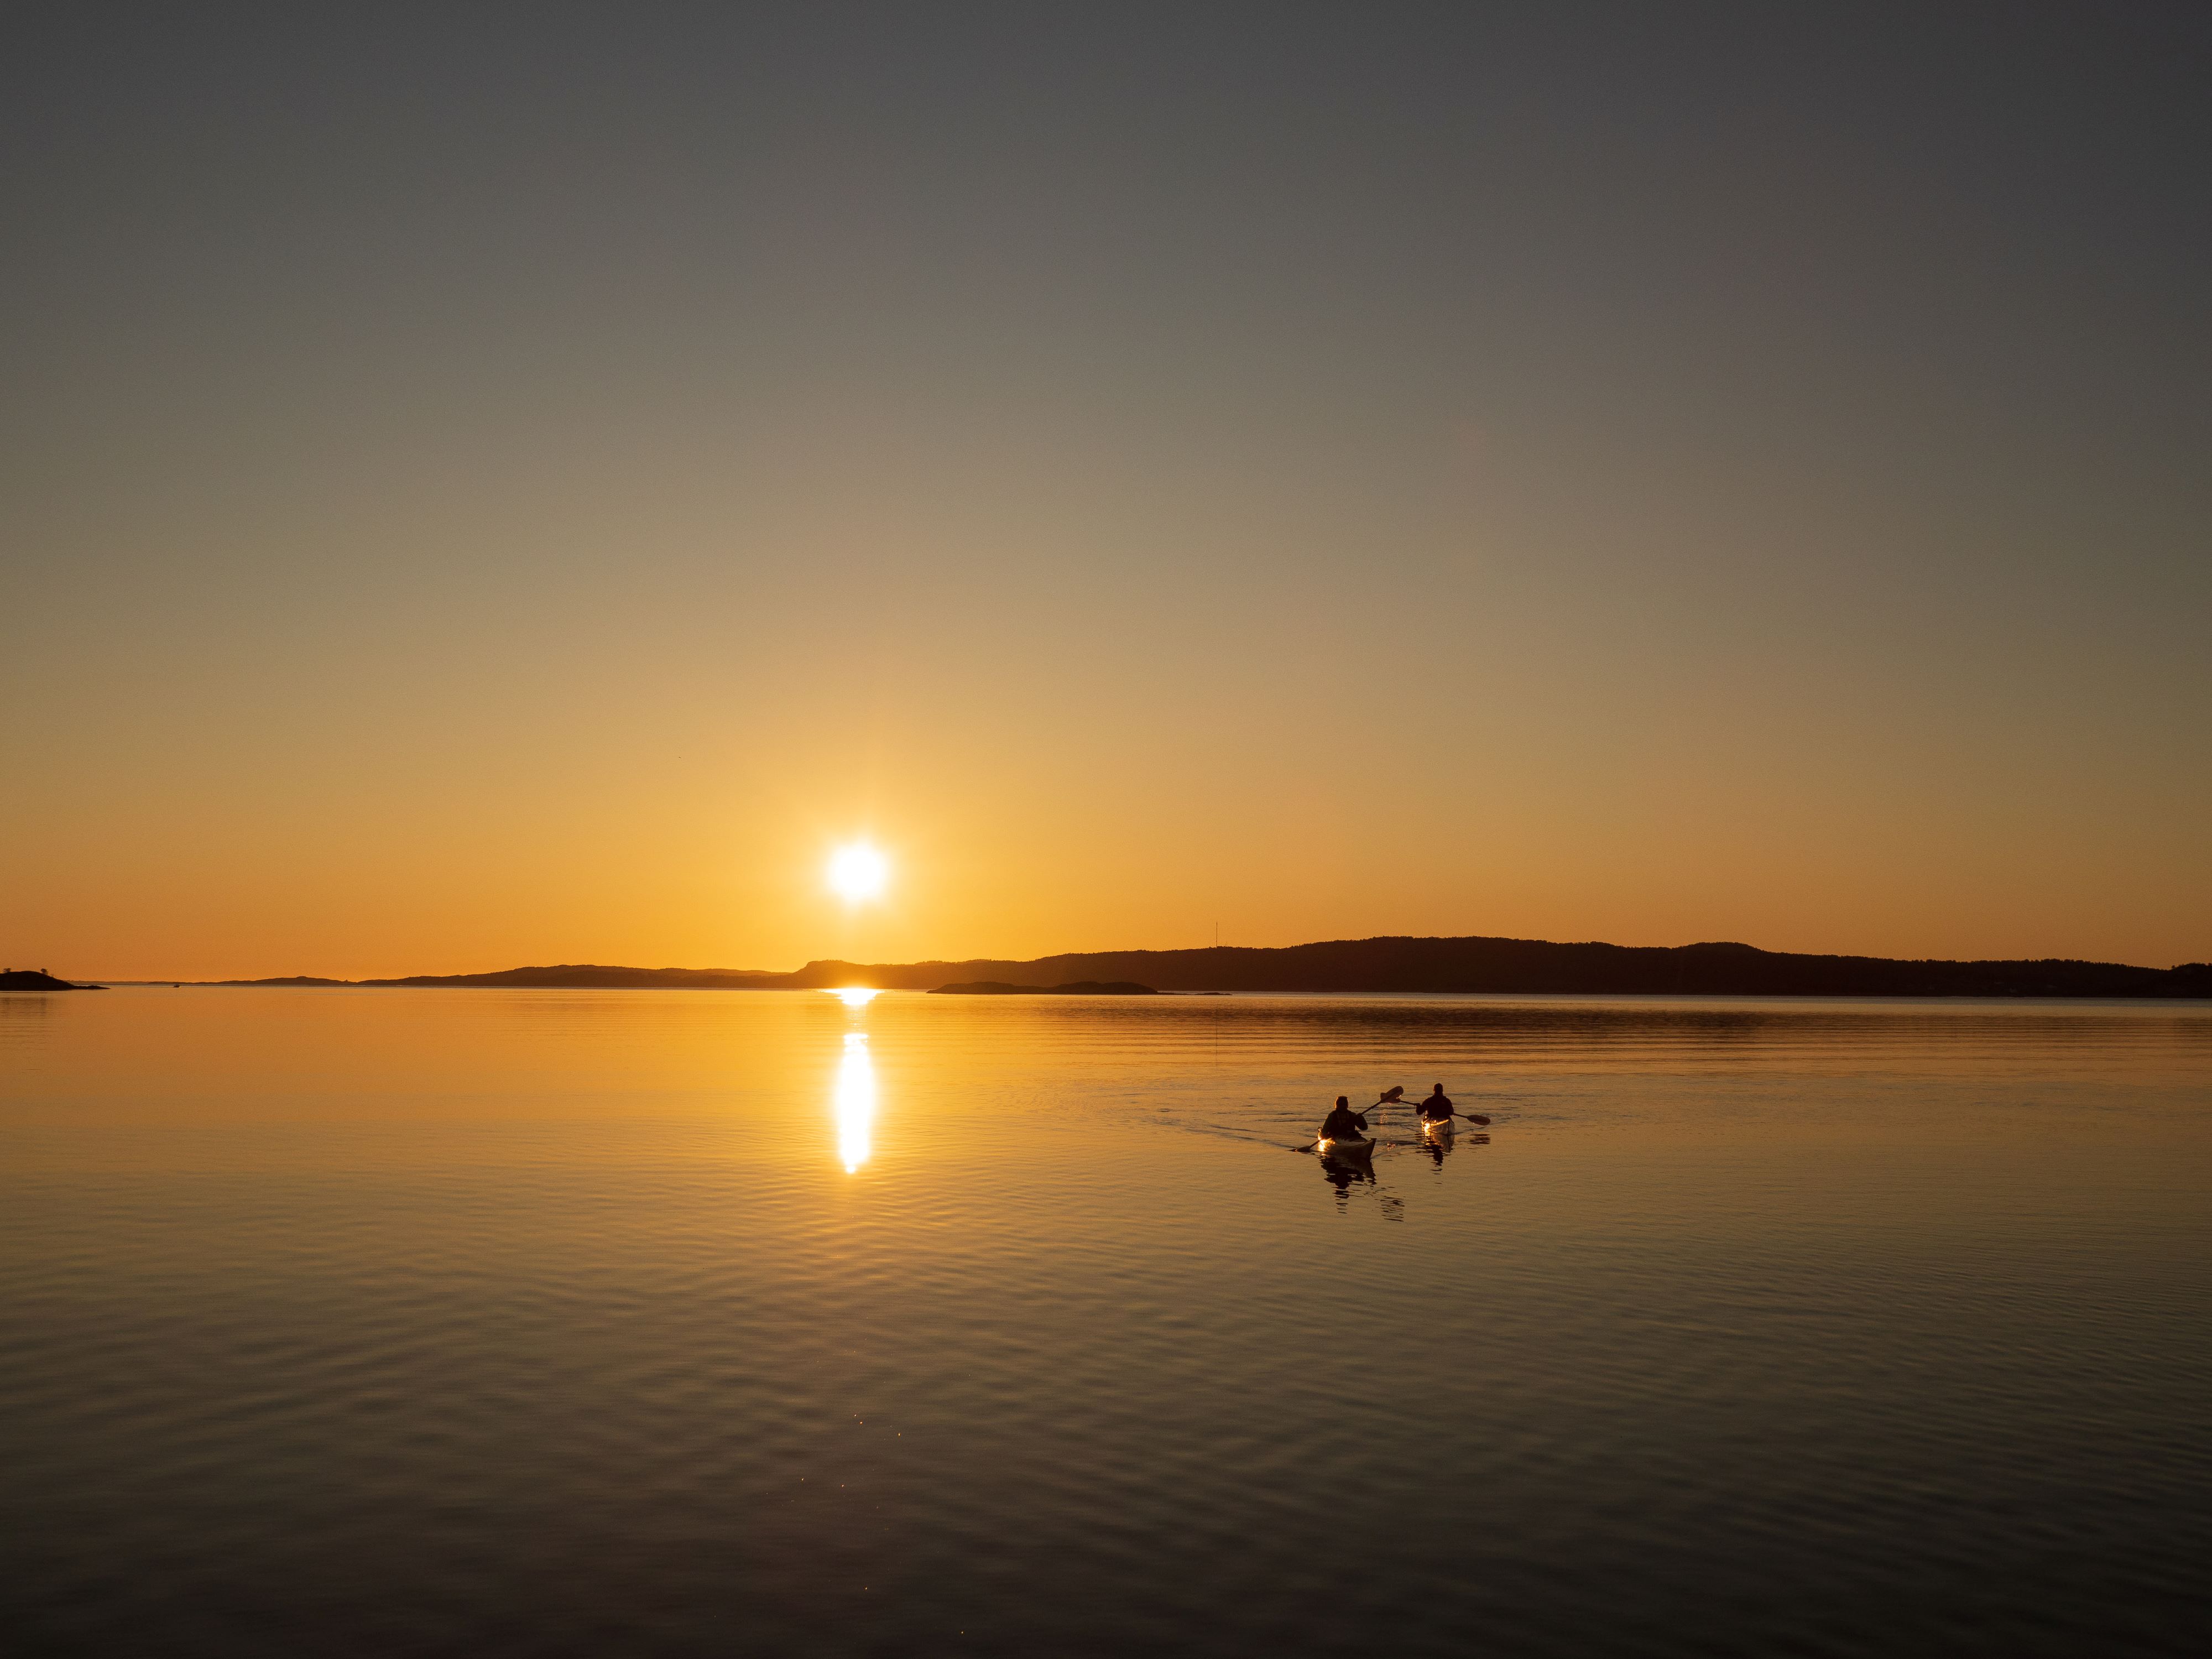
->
[930,980,1158,996]
[0,969,104,991]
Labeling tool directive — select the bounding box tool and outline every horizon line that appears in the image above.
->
[70,927,2212,985]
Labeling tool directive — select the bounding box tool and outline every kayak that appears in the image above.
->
[1418,1113,1455,1138]
[1314,1133,1375,1160]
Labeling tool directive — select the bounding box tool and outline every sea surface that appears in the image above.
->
[3,986,2208,1657]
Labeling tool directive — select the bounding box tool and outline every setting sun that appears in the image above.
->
[827,843,889,904]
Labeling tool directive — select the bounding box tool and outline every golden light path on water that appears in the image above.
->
[834,1035,874,1172]
[832,995,876,1177]
[830,985,879,1172]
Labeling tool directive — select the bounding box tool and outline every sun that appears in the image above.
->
[827,842,889,903]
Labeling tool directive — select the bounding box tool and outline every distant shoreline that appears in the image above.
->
[129,933,2210,999]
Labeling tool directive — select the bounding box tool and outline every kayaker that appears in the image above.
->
[1319,1095,1370,1141]
[1416,1083,1455,1122]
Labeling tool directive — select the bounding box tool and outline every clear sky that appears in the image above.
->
[4,3,2207,979]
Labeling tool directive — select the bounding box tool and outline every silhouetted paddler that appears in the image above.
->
[1319,1095,1369,1140]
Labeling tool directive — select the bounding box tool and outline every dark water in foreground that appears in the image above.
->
[2,987,2208,1656]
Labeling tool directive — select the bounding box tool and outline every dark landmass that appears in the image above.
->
[788,938,2210,998]
[818,937,2212,998]
[0,969,103,990]
[930,980,1159,996]
[193,936,2212,998]
[210,976,350,987]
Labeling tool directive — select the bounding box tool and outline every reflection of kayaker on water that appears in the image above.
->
[1319,1096,1370,1141]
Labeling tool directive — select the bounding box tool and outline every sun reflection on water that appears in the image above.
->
[832,987,879,1008]
[835,1032,875,1172]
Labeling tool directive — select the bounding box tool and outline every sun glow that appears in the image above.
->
[834,1032,875,1172]
[833,987,879,1008]
[827,842,889,903]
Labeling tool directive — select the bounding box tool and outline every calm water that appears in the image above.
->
[3,987,2209,1656]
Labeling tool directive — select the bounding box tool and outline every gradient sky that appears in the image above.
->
[4,3,2208,979]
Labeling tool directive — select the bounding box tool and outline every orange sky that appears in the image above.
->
[3,10,2207,979]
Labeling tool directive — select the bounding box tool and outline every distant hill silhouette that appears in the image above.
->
[792,937,2211,997]
[0,969,103,990]
[202,937,2212,998]
[208,976,350,987]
